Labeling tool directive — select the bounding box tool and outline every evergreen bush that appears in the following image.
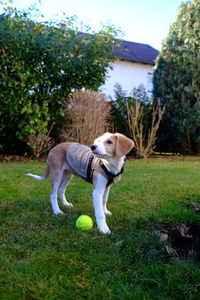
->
[153,0,200,154]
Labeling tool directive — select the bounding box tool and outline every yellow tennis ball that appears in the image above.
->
[76,215,93,231]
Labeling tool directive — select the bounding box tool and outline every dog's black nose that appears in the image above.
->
[90,145,97,151]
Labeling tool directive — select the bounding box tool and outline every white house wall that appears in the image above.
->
[100,60,154,99]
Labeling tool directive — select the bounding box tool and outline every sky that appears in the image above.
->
[0,0,185,50]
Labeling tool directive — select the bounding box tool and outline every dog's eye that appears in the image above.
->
[106,140,113,144]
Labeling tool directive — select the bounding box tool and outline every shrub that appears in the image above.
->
[27,125,54,158]
[111,83,151,137]
[126,99,164,158]
[0,6,122,154]
[110,83,164,158]
[60,91,112,145]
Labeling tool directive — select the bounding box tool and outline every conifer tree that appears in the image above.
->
[153,0,200,154]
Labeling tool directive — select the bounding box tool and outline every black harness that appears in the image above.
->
[87,154,95,184]
[87,154,126,187]
[100,161,125,187]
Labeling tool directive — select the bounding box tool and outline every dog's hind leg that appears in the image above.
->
[50,173,64,215]
[58,172,74,208]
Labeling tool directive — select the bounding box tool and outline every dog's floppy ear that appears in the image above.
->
[115,133,135,157]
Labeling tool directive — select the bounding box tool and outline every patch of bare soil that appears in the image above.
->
[147,223,200,262]
[168,223,200,260]
[0,154,45,162]
[149,154,198,160]
[128,154,199,160]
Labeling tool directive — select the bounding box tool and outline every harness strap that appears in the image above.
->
[87,156,126,187]
[86,154,95,183]
[100,160,125,187]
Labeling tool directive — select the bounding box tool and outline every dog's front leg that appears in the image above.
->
[103,185,112,216]
[92,174,111,234]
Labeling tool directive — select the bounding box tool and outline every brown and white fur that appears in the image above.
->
[27,132,134,234]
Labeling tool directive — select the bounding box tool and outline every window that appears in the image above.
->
[147,72,153,92]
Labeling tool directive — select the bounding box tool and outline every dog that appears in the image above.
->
[27,132,134,234]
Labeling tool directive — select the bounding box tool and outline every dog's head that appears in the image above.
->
[90,132,135,158]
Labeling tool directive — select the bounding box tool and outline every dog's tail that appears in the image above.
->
[27,165,49,181]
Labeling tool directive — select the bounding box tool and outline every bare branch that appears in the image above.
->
[27,124,54,158]
[126,99,164,158]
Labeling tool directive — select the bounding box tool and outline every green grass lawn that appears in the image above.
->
[1,158,200,299]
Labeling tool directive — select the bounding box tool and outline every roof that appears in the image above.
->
[113,40,159,65]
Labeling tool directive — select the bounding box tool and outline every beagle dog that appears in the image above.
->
[27,132,134,234]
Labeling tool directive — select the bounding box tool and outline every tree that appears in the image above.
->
[0,5,122,154]
[153,0,200,154]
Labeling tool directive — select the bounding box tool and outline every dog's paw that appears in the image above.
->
[63,201,74,208]
[104,209,112,216]
[54,209,64,215]
[98,222,111,235]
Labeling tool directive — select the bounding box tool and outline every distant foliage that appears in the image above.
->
[0,5,122,154]
[153,0,200,154]
[61,91,112,146]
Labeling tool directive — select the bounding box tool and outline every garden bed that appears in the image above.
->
[0,154,45,162]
